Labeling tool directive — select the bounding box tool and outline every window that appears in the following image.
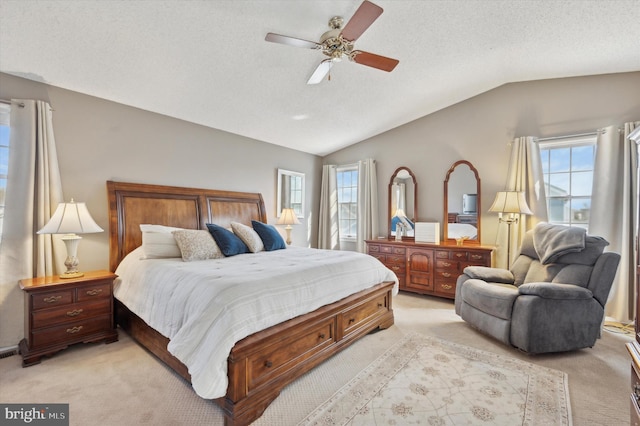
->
[0,103,9,243]
[337,165,358,239]
[539,136,596,231]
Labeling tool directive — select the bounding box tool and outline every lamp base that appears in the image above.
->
[59,271,84,279]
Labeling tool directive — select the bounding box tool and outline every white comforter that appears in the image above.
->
[114,246,398,399]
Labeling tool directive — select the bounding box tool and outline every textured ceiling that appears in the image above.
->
[1,0,639,156]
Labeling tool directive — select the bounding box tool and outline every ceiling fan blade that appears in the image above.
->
[307,59,334,85]
[265,33,321,50]
[340,0,383,42]
[353,51,399,72]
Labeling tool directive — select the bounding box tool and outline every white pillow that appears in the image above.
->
[172,229,223,261]
[230,222,264,253]
[140,224,183,259]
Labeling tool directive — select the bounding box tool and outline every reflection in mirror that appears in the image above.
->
[277,169,305,218]
[444,160,481,244]
[388,167,417,240]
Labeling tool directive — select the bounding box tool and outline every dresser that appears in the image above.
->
[366,239,494,299]
[19,270,118,366]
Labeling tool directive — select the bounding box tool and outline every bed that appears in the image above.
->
[107,181,397,425]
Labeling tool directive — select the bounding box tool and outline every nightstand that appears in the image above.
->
[18,270,118,367]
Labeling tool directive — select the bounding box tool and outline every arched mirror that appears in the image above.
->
[443,160,481,244]
[388,167,417,240]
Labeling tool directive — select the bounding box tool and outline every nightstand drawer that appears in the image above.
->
[31,315,112,348]
[77,282,112,301]
[31,290,74,310]
[32,299,111,329]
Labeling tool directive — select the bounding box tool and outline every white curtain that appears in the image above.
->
[590,123,639,322]
[356,158,378,253]
[0,100,64,348]
[496,136,548,268]
[318,164,340,250]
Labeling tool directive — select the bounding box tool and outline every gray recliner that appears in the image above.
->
[455,223,620,354]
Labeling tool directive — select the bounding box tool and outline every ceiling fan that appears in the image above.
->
[265,0,399,84]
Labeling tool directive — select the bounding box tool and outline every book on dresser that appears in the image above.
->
[366,239,494,299]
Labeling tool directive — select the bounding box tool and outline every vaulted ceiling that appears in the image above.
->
[1,1,638,156]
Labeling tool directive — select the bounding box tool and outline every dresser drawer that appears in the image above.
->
[435,259,457,270]
[31,290,74,310]
[434,279,456,296]
[247,318,334,391]
[31,298,111,329]
[340,293,389,337]
[77,282,112,301]
[30,315,112,348]
[406,272,433,292]
[385,263,406,275]
[385,253,405,265]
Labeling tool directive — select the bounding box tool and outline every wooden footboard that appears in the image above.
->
[116,281,394,425]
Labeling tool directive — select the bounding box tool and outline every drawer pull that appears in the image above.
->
[66,309,84,317]
[66,326,83,334]
[348,318,355,324]
[318,333,326,339]
[442,272,452,278]
[392,266,400,271]
[86,288,103,296]
[455,253,465,258]
[441,262,452,267]
[471,254,483,260]
[378,303,383,308]
[441,284,453,290]
[634,384,640,401]
[43,295,62,303]
[264,360,273,368]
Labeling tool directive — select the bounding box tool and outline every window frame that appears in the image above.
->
[539,135,597,231]
[336,164,358,241]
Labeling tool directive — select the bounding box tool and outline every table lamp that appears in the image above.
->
[37,199,103,278]
[276,208,300,245]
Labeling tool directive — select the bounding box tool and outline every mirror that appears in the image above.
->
[388,167,417,240]
[443,160,481,244]
[277,169,305,218]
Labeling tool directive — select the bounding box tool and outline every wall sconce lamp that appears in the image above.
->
[488,191,533,268]
[37,200,103,278]
[276,208,300,245]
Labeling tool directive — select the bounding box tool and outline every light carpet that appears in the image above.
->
[300,332,571,425]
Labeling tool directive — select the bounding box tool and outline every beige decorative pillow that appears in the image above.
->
[230,222,264,253]
[172,229,223,261]
[140,224,183,259]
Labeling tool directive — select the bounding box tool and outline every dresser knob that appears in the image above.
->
[318,333,326,339]
[348,318,355,324]
[442,272,451,278]
[86,288,103,296]
[66,309,83,317]
[43,295,62,303]
[264,360,273,368]
[442,284,453,290]
[66,326,83,334]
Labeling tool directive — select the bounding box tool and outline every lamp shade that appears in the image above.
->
[276,208,301,226]
[38,200,103,235]
[488,191,533,215]
[394,208,406,217]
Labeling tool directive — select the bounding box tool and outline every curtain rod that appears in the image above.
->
[536,129,604,142]
[0,99,25,107]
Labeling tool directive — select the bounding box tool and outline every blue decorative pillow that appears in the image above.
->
[251,220,286,251]
[205,223,249,256]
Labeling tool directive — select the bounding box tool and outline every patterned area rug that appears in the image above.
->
[299,332,571,425]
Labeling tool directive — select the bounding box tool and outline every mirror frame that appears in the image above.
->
[443,160,481,245]
[388,166,418,240]
[277,168,305,218]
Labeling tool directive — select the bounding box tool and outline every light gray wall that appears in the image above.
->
[324,72,640,247]
[0,72,323,273]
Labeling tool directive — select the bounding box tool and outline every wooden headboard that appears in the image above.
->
[107,181,267,272]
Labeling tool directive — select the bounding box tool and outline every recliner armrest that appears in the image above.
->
[463,266,514,284]
[518,282,593,300]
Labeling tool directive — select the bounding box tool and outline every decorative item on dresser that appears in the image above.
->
[366,240,493,299]
[19,270,118,367]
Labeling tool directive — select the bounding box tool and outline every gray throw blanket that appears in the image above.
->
[533,222,586,264]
